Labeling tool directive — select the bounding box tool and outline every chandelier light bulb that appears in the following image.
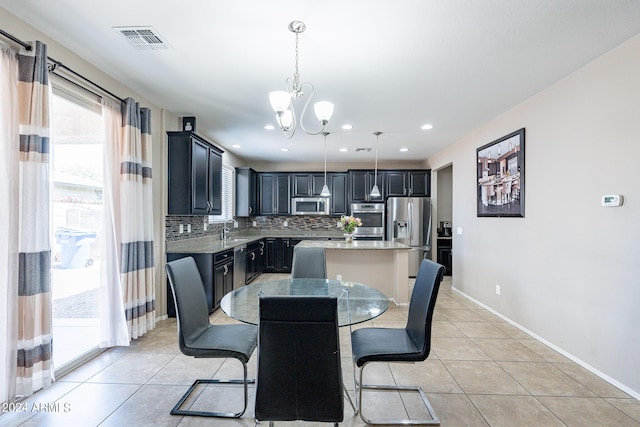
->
[269,91,291,113]
[314,101,334,124]
[279,109,294,129]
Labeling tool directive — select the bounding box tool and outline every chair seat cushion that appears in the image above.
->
[351,327,424,367]
[183,324,257,363]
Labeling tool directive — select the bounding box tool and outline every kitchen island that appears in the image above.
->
[296,240,411,304]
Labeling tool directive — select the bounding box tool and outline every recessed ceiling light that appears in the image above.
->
[421,123,434,130]
[341,124,353,130]
[232,144,241,149]
[400,147,409,152]
[280,148,289,152]
[339,147,348,152]
[264,124,275,130]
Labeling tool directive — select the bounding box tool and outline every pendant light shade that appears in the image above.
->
[321,132,331,197]
[370,131,381,198]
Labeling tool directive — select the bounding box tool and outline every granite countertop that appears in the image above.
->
[166,232,345,254]
[297,240,410,250]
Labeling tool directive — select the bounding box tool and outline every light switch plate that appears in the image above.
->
[457,227,463,235]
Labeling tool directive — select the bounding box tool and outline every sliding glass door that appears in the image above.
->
[50,84,104,370]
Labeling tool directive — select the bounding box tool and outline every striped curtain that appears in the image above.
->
[1,42,20,405]
[16,41,53,398]
[101,98,155,345]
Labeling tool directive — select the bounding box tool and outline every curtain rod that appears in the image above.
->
[1,28,126,103]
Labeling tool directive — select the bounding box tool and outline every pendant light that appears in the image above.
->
[320,132,331,197]
[370,131,381,198]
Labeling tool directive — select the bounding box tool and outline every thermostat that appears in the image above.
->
[601,195,623,207]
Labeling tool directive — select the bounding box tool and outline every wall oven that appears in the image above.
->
[291,197,330,215]
[350,203,384,240]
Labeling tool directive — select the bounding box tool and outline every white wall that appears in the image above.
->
[425,34,640,397]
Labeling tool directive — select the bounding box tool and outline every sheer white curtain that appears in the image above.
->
[101,97,155,345]
[1,40,54,402]
[100,98,129,347]
[0,42,20,405]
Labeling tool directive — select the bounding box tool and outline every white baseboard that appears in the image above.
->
[451,286,640,401]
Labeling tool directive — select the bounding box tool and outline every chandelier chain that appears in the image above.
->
[292,31,301,95]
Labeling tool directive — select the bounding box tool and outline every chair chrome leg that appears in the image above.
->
[171,362,255,418]
[356,363,440,425]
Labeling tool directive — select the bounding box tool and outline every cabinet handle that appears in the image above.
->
[260,248,264,255]
[249,206,253,214]
[251,252,256,260]
[223,264,228,275]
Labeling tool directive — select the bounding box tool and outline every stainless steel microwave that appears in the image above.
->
[291,197,330,215]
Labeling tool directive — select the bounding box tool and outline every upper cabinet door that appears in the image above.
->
[292,173,311,197]
[349,170,384,202]
[236,167,257,217]
[168,131,224,215]
[257,173,291,215]
[258,173,276,215]
[329,173,348,216]
[386,171,407,197]
[408,170,431,196]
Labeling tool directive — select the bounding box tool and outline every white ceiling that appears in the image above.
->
[3,0,640,164]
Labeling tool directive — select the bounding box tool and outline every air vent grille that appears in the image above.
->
[113,26,169,50]
[355,148,372,152]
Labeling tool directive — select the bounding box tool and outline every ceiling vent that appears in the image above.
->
[355,148,372,152]
[113,26,169,50]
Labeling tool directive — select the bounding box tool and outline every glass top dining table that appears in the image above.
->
[220,278,389,327]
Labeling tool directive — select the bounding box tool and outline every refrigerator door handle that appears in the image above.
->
[408,201,414,244]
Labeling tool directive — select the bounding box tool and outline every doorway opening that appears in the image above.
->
[435,165,453,278]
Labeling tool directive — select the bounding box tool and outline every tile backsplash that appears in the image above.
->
[165,215,342,242]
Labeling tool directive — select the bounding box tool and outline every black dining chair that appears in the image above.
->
[255,295,344,426]
[291,246,327,279]
[350,258,445,425]
[165,257,257,418]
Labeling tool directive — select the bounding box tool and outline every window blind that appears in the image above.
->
[212,164,234,221]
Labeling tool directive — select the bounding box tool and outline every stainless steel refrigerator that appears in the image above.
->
[386,197,432,277]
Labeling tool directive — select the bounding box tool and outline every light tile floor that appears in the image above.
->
[2,275,640,426]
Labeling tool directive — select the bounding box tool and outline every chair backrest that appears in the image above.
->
[255,295,343,423]
[291,246,327,279]
[405,258,445,360]
[165,257,211,352]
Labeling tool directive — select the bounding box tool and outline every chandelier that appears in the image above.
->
[269,21,334,138]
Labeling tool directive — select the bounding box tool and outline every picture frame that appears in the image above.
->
[476,128,525,217]
[182,116,196,132]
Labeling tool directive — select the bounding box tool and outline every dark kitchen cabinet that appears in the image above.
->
[245,239,264,284]
[213,250,234,310]
[386,170,431,197]
[168,131,223,215]
[437,238,452,276]
[329,172,348,216]
[235,167,257,217]
[292,173,327,197]
[349,170,385,203]
[258,173,291,215]
[263,238,300,273]
[166,253,214,317]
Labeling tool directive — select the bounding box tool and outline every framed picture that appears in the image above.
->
[476,128,525,217]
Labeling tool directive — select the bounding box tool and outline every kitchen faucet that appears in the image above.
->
[221,219,236,240]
